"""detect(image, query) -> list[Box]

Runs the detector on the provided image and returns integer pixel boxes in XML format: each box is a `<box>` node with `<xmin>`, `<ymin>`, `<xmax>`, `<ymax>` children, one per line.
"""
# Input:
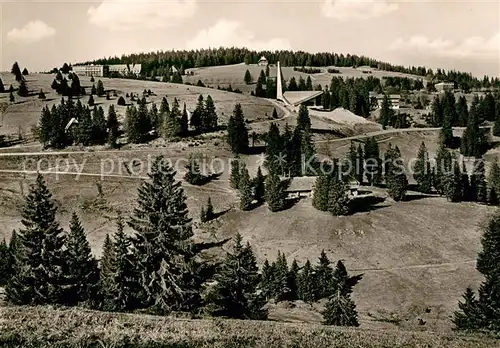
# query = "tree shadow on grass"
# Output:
<box><xmin>348</xmin><ymin>195</ymin><xmax>389</xmax><ymax>215</ymax></box>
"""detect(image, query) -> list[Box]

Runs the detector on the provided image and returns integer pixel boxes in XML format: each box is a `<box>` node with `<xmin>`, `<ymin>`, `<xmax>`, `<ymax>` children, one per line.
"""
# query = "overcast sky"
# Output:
<box><xmin>1</xmin><ymin>0</ymin><xmax>499</xmax><ymax>77</ymax></box>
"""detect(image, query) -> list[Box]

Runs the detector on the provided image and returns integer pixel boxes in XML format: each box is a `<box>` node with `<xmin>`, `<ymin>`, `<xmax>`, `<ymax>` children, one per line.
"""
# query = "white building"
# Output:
<box><xmin>258</xmin><ymin>56</ymin><xmax>268</xmax><ymax>66</ymax></box>
<box><xmin>375</xmin><ymin>94</ymin><xmax>400</xmax><ymax>110</ymax></box>
<box><xmin>108</xmin><ymin>64</ymin><xmax>142</xmax><ymax>76</ymax></box>
<box><xmin>435</xmin><ymin>82</ymin><xmax>455</xmax><ymax>93</ymax></box>
<box><xmin>72</xmin><ymin>64</ymin><xmax>105</xmax><ymax>77</ymax></box>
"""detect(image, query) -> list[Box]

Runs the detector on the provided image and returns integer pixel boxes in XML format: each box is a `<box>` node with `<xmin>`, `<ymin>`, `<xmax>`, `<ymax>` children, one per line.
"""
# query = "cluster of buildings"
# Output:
<box><xmin>72</xmin><ymin>63</ymin><xmax>142</xmax><ymax>77</ymax></box>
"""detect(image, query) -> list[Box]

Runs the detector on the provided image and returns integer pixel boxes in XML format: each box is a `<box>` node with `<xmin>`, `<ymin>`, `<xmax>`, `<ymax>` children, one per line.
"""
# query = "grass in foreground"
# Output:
<box><xmin>0</xmin><ymin>306</ymin><xmax>497</xmax><ymax>348</ymax></box>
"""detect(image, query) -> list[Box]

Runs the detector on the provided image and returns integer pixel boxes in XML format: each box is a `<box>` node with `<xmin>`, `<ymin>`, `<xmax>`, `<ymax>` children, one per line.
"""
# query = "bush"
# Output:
<box><xmin>117</xmin><ymin>96</ymin><xmax>126</xmax><ymax>106</ymax></box>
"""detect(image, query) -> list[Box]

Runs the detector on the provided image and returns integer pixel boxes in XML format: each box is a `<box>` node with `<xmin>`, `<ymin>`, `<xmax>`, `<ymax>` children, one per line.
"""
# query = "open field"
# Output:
<box><xmin>0</xmin><ymin>306</ymin><xmax>498</xmax><ymax>348</ymax></box>
<box><xmin>184</xmin><ymin>63</ymin><xmax>427</xmax><ymax>94</ymax></box>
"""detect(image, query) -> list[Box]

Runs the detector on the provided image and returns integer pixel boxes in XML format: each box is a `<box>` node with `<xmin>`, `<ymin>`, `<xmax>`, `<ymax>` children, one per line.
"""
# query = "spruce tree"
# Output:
<box><xmin>297</xmin><ymin>259</ymin><xmax>316</xmax><ymax>302</ymax></box>
<box><xmin>0</xmin><ymin>77</ymin><xmax>5</xmax><ymax>93</ymax></box>
<box><xmin>434</xmin><ymin>141</ymin><xmax>453</xmax><ymax>195</ymax></box>
<box><xmin>264</xmin><ymin>123</ymin><xmax>283</xmax><ymax>175</ymax></box>
<box><xmin>129</xmin><ymin>156</ymin><xmax>203</xmax><ymax>313</ymax></box>
<box><xmin>356</xmin><ymin>144</ymin><xmax>364</xmax><ymax>184</ymax></box>
<box><xmin>88</xmin><ymin>94</ymin><xmax>95</xmax><ymax>106</ymax></box>
<box><xmin>413</xmin><ymin>142</ymin><xmax>433</xmax><ymax>193</ymax></box>
<box><xmin>238</xmin><ymin>163</ymin><xmax>254</xmax><ymax>211</ymax></box>
<box><xmin>210</xmin><ymin>233</ymin><xmax>267</xmax><ymax>319</ymax></box>
<box><xmin>92</xmin><ymin>106</ymin><xmax>107</xmax><ymax>144</ymax></box>
<box><xmin>64</xmin><ymin>212</ymin><xmax>99</xmax><ymax>306</ymax></box>
<box><xmin>443</xmin><ymin>158</ymin><xmax>463</xmax><ymax>202</ymax></box>
<box><xmin>38</xmin><ymin>89</ymin><xmax>46</xmax><ymax>100</ymax></box>
<box><xmin>99</xmin><ymin>233</ymin><xmax>115</xmax><ymax>304</ymax></box>
<box><xmin>272</xmin><ymin>252</ymin><xmax>290</xmax><ymax>301</ymax></box>
<box><xmin>244</xmin><ymin>70</ymin><xmax>252</xmax><ymax>84</ymax></box>
<box><xmin>297</xmin><ymin>104</ymin><xmax>311</xmax><ymax>133</ymax></box>
<box><xmin>461</xmin><ymin>95</ymin><xmax>486</xmax><ymax>158</ymax></box>
<box><xmin>180</xmin><ymin>103</ymin><xmax>189</xmax><ymax>136</ymax></box>
<box><xmin>364</xmin><ymin>137</ymin><xmax>382</xmax><ymax>186</ymax></box>
<box><xmin>0</xmin><ymin>238</ymin><xmax>11</xmax><ymax>286</ymax></box>
<box><xmin>453</xmin><ymin>288</ymin><xmax>481</xmax><ymax>330</ymax></box>
<box><xmin>204</xmin><ymin>95</ymin><xmax>218</xmax><ymax>131</ymax></box>
<box><xmin>6</xmin><ymin>174</ymin><xmax>67</xmax><ymax>305</ymax></box>
<box><xmin>265</xmin><ymin>172</ymin><xmax>287</xmax><ymax>212</ymax></box>
<box><xmin>164</xmin><ymin>98</ymin><xmax>180</xmax><ymax>138</ymax></box>
<box><xmin>200</xmin><ymin>197</ymin><xmax>215</xmax><ymax>223</ymax></box>
<box><xmin>379</xmin><ymin>94</ymin><xmax>394</xmax><ymax>129</ymax></box>
<box><xmin>9</xmin><ymin>91</ymin><xmax>14</xmax><ymax>103</ymax></box>
<box><xmin>322</xmin><ymin>260</ymin><xmax>361</xmax><ymax>326</ymax></box>
<box><xmin>253</xmin><ymin>166</ymin><xmax>265</xmax><ymax>204</ymax></box>
<box><xmin>184</xmin><ymin>154</ymin><xmax>207</xmax><ymax>185</ymax></box>
<box><xmin>261</xmin><ymin>259</ymin><xmax>275</xmax><ymax>300</ymax></box>
<box><xmin>272</xmin><ymin>108</ymin><xmax>278</xmax><ymax>119</ymax></box>
<box><xmin>91</xmin><ymin>84</ymin><xmax>97</xmax><ymax>95</ymax></box>
<box><xmin>287</xmin><ymin>259</ymin><xmax>300</xmax><ymax>301</ymax></box>
<box><xmin>385</xmin><ymin>144</ymin><xmax>407</xmax><ymax>201</ymax></box>
<box><xmin>96</xmin><ymin>80</ymin><xmax>105</xmax><ymax>96</ymax></box>
<box><xmin>230</xmin><ymin>158</ymin><xmax>241</xmax><ymax>189</ymax></box>
<box><xmin>226</xmin><ymin>103</ymin><xmax>249</xmax><ymax>154</ymax></box>
<box><xmin>190</xmin><ymin>95</ymin><xmax>204</xmax><ymax>133</ymax></box>
<box><xmin>328</xmin><ymin>174</ymin><xmax>350</xmax><ymax>216</ymax></box>
<box><xmin>315</xmin><ymin>250</ymin><xmax>333</xmax><ymax>299</ymax></box>
<box><xmin>107</xmin><ymin>105</ymin><xmax>119</xmax><ymax>147</ymax></box>
<box><xmin>473</xmin><ymin>159</ymin><xmax>487</xmax><ymax>203</ymax></box>
<box><xmin>312</xmin><ymin>174</ymin><xmax>330</xmax><ymax>211</ymax></box>
<box><xmin>11</xmin><ymin>62</ymin><xmax>23</xmax><ymax>81</ymax></box>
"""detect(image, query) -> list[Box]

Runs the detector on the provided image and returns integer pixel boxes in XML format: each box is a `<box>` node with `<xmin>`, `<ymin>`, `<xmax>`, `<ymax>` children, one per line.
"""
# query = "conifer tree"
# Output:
<box><xmin>129</xmin><ymin>156</ymin><xmax>204</xmax><ymax>313</ymax></box>
<box><xmin>489</xmin><ymin>187</ymin><xmax>499</xmax><ymax>206</ymax></box>
<box><xmin>385</xmin><ymin>144</ymin><xmax>408</xmax><ymax>201</ymax></box>
<box><xmin>272</xmin><ymin>252</ymin><xmax>291</xmax><ymax>301</ymax></box>
<box><xmin>312</xmin><ymin>174</ymin><xmax>330</xmax><ymax>211</ymax></box>
<box><xmin>253</xmin><ymin>166</ymin><xmax>265</xmax><ymax>204</ymax></box>
<box><xmin>238</xmin><ymin>163</ymin><xmax>254</xmax><ymax>211</ymax></box>
<box><xmin>88</xmin><ymin>94</ymin><xmax>95</xmax><ymax>106</ymax></box>
<box><xmin>11</xmin><ymin>62</ymin><xmax>23</xmax><ymax>81</ymax></box>
<box><xmin>22</xmin><ymin>67</ymin><xmax>29</xmax><ymax>75</ymax></box>
<box><xmin>6</xmin><ymin>174</ymin><xmax>67</xmax><ymax>305</ymax></box>
<box><xmin>164</xmin><ymin>98</ymin><xmax>180</xmax><ymax>138</ymax></box>
<box><xmin>297</xmin><ymin>104</ymin><xmax>311</xmax><ymax>133</ymax></box>
<box><xmin>210</xmin><ymin>233</ymin><xmax>267</xmax><ymax>319</ymax></box>
<box><xmin>184</xmin><ymin>154</ymin><xmax>207</xmax><ymax>185</ymax></box>
<box><xmin>17</xmin><ymin>79</ymin><xmax>28</xmax><ymax>97</ymax></box>
<box><xmin>461</xmin><ymin>95</ymin><xmax>487</xmax><ymax>158</ymax></box>
<box><xmin>190</xmin><ymin>95</ymin><xmax>204</xmax><ymax>132</ymax></box>
<box><xmin>356</xmin><ymin>144</ymin><xmax>364</xmax><ymax>184</ymax></box>
<box><xmin>230</xmin><ymin>158</ymin><xmax>241</xmax><ymax>189</ymax></box>
<box><xmin>227</xmin><ymin>103</ymin><xmax>249</xmax><ymax>154</ymax></box>
<box><xmin>473</xmin><ymin>159</ymin><xmax>487</xmax><ymax>203</ymax></box>
<box><xmin>107</xmin><ymin>105</ymin><xmax>119</xmax><ymax>147</ymax></box>
<box><xmin>315</xmin><ymin>250</ymin><xmax>333</xmax><ymax>299</ymax></box>
<box><xmin>0</xmin><ymin>238</ymin><xmax>11</xmax><ymax>286</ymax></box>
<box><xmin>328</xmin><ymin>176</ymin><xmax>350</xmax><ymax>216</ymax></box>
<box><xmin>92</xmin><ymin>106</ymin><xmax>107</xmax><ymax>144</ymax></box>
<box><xmin>180</xmin><ymin>103</ymin><xmax>189</xmax><ymax>136</ymax></box>
<box><xmin>99</xmin><ymin>233</ymin><xmax>115</xmax><ymax>303</ymax></box>
<box><xmin>244</xmin><ymin>69</ymin><xmax>252</xmax><ymax>84</ymax></box>
<box><xmin>443</xmin><ymin>158</ymin><xmax>463</xmax><ymax>202</ymax></box>
<box><xmin>452</xmin><ymin>288</ymin><xmax>481</xmax><ymax>330</ymax></box>
<box><xmin>434</xmin><ymin>141</ymin><xmax>453</xmax><ymax>195</ymax></box>
<box><xmin>297</xmin><ymin>259</ymin><xmax>316</xmax><ymax>302</ymax></box>
<box><xmin>90</xmin><ymin>75</ymin><xmax>95</xmax><ymax>83</ymax></box>
<box><xmin>0</xmin><ymin>77</ymin><xmax>5</xmax><ymax>93</ymax></box>
<box><xmin>379</xmin><ymin>94</ymin><xmax>394</xmax><ymax>129</ymax></box>
<box><xmin>364</xmin><ymin>137</ymin><xmax>382</xmax><ymax>186</ymax></box>
<box><xmin>414</xmin><ymin>142</ymin><xmax>433</xmax><ymax>193</ymax></box>
<box><xmin>200</xmin><ymin>197</ymin><xmax>215</xmax><ymax>223</ymax></box>
<box><xmin>456</xmin><ymin>96</ymin><xmax>469</xmax><ymax>127</ymax></box>
<box><xmin>322</xmin><ymin>260</ymin><xmax>361</xmax><ymax>326</ymax></box>
<box><xmin>287</xmin><ymin>259</ymin><xmax>300</xmax><ymax>301</ymax></box>
<box><xmin>204</xmin><ymin>95</ymin><xmax>218</xmax><ymax>131</ymax></box>
<box><xmin>91</xmin><ymin>84</ymin><xmax>97</xmax><ymax>95</ymax></box>
<box><xmin>117</xmin><ymin>96</ymin><xmax>126</xmax><ymax>106</ymax></box>
<box><xmin>265</xmin><ymin>172</ymin><xmax>287</xmax><ymax>212</ymax></box>
<box><xmin>264</xmin><ymin>123</ymin><xmax>282</xmax><ymax>175</ymax></box>
<box><xmin>38</xmin><ymin>89</ymin><xmax>46</xmax><ymax>100</ymax></box>
<box><xmin>64</xmin><ymin>212</ymin><xmax>99</xmax><ymax>306</ymax></box>
<box><xmin>78</xmin><ymin>107</ymin><xmax>94</xmax><ymax>145</ymax></box>
<box><xmin>261</xmin><ymin>259</ymin><xmax>274</xmax><ymax>300</ymax></box>
<box><xmin>96</xmin><ymin>80</ymin><xmax>105</xmax><ymax>96</ymax></box>
<box><xmin>272</xmin><ymin>108</ymin><xmax>278</xmax><ymax>119</ymax></box>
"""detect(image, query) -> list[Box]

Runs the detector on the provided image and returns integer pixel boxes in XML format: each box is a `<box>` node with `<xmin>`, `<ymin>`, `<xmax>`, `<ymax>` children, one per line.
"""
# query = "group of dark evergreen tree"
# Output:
<box><xmin>453</xmin><ymin>211</ymin><xmax>500</xmax><ymax>332</ymax></box>
<box><xmin>51</xmin><ymin>71</ymin><xmax>85</xmax><ymax>97</ymax></box>
<box><xmin>4</xmin><ymin>62</ymin><xmax>31</xmax><ymax>102</ymax></box>
<box><xmin>37</xmin><ymin>98</ymin><xmax>119</xmax><ymax>148</ymax></box>
<box><xmin>379</xmin><ymin>94</ymin><xmax>410</xmax><ymax>129</ymax></box>
<box><xmin>261</xmin><ymin>250</ymin><xmax>362</xmax><ymax>326</ymax></box>
<box><xmin>80</xmin><ymin>48</ymin><xmax>499</xmax><ymax>91</ymax></box>
<box><xmin>1</xmin><ymin>161</ymin><xmax>360</xmax><ymax>327</ymax></box>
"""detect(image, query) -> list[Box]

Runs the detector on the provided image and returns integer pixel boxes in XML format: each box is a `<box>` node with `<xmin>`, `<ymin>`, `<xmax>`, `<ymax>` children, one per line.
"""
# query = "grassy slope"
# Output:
<box><xmin>0</xmin><ymin>306</ymin><xmax>497</xmax><ymax>348</ymax></box>
<box><xmin>0</xmin><ymin>72</ymin><xmax>282</xmax><ymax>136</ymax></box>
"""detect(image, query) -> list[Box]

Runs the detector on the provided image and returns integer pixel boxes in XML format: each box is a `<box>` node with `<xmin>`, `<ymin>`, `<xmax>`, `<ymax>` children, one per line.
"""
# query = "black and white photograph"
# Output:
<box><xmin>0</xmin><ymin>0</ymin><xmax>499</xmax><ymax>347</ymax></box>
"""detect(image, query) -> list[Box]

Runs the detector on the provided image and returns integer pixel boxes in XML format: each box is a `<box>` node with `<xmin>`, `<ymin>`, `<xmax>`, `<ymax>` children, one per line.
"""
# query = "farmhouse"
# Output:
<box><xmin>284</xmin><ymin>176</ymin><xmax>360</xmax><ymax>199</ymax></box>
<box><xmin>435</xmin><ymin>82</ymin><xmax>455</xmax><ymax>93</ymax></box>
<box><xmin>258</xmin><ymin>56</ymin><xmax>268</xmax><ymax>66</ymax></box>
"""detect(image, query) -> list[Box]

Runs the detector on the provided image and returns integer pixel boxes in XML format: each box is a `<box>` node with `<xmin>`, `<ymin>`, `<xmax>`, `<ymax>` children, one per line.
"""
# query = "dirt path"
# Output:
<box><xmin>351</xmin><ymin>259</ymin><xmax>476</xmax><ymax>273</ymax></box>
